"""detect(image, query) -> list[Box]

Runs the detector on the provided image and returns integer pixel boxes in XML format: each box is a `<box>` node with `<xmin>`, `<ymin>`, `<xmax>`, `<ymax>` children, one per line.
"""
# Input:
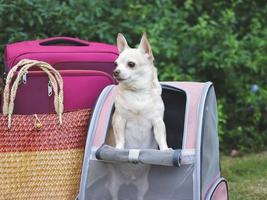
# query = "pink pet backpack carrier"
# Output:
<box><xmin>77</xmin><ymin>82</ymin><xmax>229</xmax><ymax>200</ymax></box>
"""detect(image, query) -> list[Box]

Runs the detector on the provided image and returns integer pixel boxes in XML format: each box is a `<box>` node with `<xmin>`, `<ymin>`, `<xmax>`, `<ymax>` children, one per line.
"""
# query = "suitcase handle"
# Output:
<box><xmin>39</xmin><ymin>37</ymin><xmax>89</xmax><ymax>46</ymax></box>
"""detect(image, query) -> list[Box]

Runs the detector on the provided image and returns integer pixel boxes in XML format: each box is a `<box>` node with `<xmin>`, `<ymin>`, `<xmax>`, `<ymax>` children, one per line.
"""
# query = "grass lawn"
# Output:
<box><xmin>221</xmin><ymin>151</ymin><xmax>267</xmax><ymax>200</ymax></box>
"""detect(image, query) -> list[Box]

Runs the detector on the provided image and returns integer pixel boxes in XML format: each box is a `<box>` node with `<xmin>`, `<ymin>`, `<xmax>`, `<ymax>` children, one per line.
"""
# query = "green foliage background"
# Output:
<box><xmin>0</xmin><ymin>0</ymin><xmax>266</xmax><ymax>153</ymax></box>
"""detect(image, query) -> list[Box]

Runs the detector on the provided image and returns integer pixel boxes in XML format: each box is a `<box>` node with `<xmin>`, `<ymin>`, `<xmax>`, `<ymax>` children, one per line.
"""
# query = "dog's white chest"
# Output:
<box><xmin>124</xmin><ymin>117</ymin><xmax>156</xmax><ymax>149</ymax></box>
<box><xmin>115</xmin><ymin>91</ymin><xmax>161</xmax><ymax>149</ymax></box>
<box><xmin>116</xmin><ymin>90</ymin><xmax>162</xmax><ymax>115</ymax></box>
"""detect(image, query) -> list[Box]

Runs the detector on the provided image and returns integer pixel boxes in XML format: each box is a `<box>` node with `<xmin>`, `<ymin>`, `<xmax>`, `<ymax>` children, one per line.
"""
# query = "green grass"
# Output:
<box><xmin>221</xmin><ymin>151</ymin><xmax>267</xmax><ymax>200</ymax></box>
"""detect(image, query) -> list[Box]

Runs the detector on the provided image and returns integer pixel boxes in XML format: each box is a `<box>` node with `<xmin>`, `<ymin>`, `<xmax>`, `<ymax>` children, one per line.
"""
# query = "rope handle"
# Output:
<box><xmin>2</xmin><ymin>59</ymin><xmax>64</xmax><ymax>128</ymax></box>
<box><xmin>3</xmin><ymin>61</ymin><xmax>60</xmax><ymax>114</ymax></box>
<box><xmin>4</xmin><ymin>59</ymin><xmax>64</xmax><ymax>128</ymax></box>
<box><xmin>9</xmin><ymin>63</ymin><xmax>63</xmax><ymax>127</ymax></box>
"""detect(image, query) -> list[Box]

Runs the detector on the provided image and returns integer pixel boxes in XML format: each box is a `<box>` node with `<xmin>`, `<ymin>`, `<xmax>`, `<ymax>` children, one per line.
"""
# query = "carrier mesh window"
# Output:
<box><xmin>201</xmin><ymin>87</ymin><xmax>220</xmax><ymax>198</ymax></box>
<box><xmin>161</xmin><ymin>86</ymin><xmax>186</xmax><ymax>149</ymax></box>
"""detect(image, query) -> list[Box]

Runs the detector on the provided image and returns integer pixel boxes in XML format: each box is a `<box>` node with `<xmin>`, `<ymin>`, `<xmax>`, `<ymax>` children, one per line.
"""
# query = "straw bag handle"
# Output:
<box><xmin>2</xmin><ymin>59</ymin><xmax>64</xmax><ymax>128</ymax></box>
<box><xmin>3</xmin><ymin>59</ymin><xmax>62</xmax><ymax>113</ymax></box>
<box><xmin>3</xmin><ymin>59</ymin><xmax>64</xmax><ymax>128</ymax></box>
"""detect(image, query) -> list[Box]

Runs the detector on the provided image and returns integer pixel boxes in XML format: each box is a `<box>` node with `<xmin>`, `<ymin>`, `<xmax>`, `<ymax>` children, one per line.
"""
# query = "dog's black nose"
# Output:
<box><xmin>113</xmin><ymin>69</ymin><xmax>120</xmax><ymax>77</ymax></box>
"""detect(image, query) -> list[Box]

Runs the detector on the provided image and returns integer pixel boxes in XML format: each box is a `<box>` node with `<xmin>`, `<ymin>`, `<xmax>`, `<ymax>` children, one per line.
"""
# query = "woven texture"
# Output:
<box><xmin>0</xmin><ymin>109</ymin><xmax>91</xmax><ymax>200</ymax></box>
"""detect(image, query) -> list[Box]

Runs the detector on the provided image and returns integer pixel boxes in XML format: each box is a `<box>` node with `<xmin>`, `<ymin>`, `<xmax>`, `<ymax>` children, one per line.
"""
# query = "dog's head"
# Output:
<box><xmin>113</xmin><ymin>33</ymin><xmax>156</xmax><ymax>90</ymax></box>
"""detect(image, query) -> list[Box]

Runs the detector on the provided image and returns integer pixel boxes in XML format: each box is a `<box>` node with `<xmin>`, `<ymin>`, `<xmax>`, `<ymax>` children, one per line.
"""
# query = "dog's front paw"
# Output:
<box><xmin>115</xmin><ymin>143</ymin><xmax>124</xmax><ymax>149</ymax></box>
<box><xmin>159</xmin><ymin>144</ymin><xmax>170</xmax><ymax>150</ymax></box>
<box><xmin>159</xmin><ymin>145</ymin><xmax>172</xmax><ymax>151</ymax></box>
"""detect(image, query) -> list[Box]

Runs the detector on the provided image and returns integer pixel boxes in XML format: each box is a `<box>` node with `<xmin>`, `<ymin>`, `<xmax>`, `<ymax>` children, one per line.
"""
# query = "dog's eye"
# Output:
<box><xmin>128</xmin><ymin>61</ymin><xmax>135</xmax><ymax>68</ymax></box>
<box><xmin>114</xmin><ymin>62</ymin><xmax>118</xmax><ymax>67</ymax></box>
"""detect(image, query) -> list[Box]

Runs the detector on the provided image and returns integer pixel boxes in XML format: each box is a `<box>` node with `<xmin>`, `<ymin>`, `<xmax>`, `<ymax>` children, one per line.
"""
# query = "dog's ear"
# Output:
<box><xmin>138</xmin><ymin>32</ymin><xmax>154</xmax><ymax>61</ymax></box>
<box><xmin>117</xmin><ymin>33</ymin><xmax>129</xmax><ymax>53</ymax></box>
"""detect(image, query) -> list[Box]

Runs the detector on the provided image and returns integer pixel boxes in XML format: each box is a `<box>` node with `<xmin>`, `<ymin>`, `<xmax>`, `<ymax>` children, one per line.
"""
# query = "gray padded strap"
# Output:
<box><xmin>95</xmin><ymin>145</ymin><xmax>186</xmax><ymax>167</ymax></box>
<box><xmin>128</xmin><ymin>149</ymin><xmax>140</xmax><ymax>163</ymax></box>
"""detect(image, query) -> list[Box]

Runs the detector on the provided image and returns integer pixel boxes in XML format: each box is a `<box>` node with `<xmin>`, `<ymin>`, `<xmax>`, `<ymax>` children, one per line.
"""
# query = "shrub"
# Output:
<box><xmin>0</xmin><ymin>0</ymin><xmax>266</xmax><ymax>153</ymax></box>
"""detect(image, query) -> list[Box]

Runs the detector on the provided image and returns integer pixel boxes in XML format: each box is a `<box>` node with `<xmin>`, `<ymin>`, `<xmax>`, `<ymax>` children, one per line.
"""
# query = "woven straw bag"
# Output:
<box><xmin>0</xmin><ymin>59</ymin><xmax>91</xmax><ymax>200</ymax></box>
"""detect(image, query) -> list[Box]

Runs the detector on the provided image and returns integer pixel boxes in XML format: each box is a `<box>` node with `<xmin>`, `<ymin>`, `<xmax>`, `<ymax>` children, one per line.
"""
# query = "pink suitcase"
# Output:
<box><xmin>2</xmin><ymin>37</ymin><xmax>118</xmax><ymax>114</ymax></box>
<box><xmin>11</xmin><ymin>70</ymin><xmax>114</xmax><ymax>114</ymax></box>
<box><xmin>4</xmin><ymin>37</ymin><xmax>118</xmax><ymax>76</ymax></box>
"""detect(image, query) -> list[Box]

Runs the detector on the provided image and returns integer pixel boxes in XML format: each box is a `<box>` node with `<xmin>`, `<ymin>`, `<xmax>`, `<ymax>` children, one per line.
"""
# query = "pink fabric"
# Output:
<box><xmin>203</xmin><ymin>174</ymin><xmax>221</xmax><ymax>199</ymax></box>
<box><xmin>8</xmin><ymin>70</ymin><xmax>114</xmax><ymax>114</ymax></box>
<box><xmin>4</xmin><ymin>37</ymin><xmax>118</xmax><ymax>75</ymax></box>
<box><xmin>93</xmin><ymin>86</ymin><xmax>117</xmax><ymax>147</ymax></box>
<box><xmin>163</xmin><ymin>82</ymin><xmax>205</xmax><ymax>149</ymax></box>
<box><xmin>211</xmin><ymin>181</ymin><xmax>228</xmax><ymax>200</ymax></box>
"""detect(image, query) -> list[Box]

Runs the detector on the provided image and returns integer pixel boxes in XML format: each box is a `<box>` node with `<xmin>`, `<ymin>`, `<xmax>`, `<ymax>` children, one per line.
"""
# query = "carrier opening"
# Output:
<box><xmin>103</xmin><ymin>85</ymin><xmax>187</xmax><ymax>150</ymax></box>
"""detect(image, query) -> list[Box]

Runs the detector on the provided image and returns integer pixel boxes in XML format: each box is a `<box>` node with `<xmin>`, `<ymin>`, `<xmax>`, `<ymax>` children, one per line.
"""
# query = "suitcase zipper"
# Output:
<box><xmin>22</xmin><ymin>73</ymin><xmax>27</xmax><ymax>84</ymax></box>
<box><xmin>48</xmin><ymin>81</ymin><xmax>52</xmax><ymax>96</ymax></box>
